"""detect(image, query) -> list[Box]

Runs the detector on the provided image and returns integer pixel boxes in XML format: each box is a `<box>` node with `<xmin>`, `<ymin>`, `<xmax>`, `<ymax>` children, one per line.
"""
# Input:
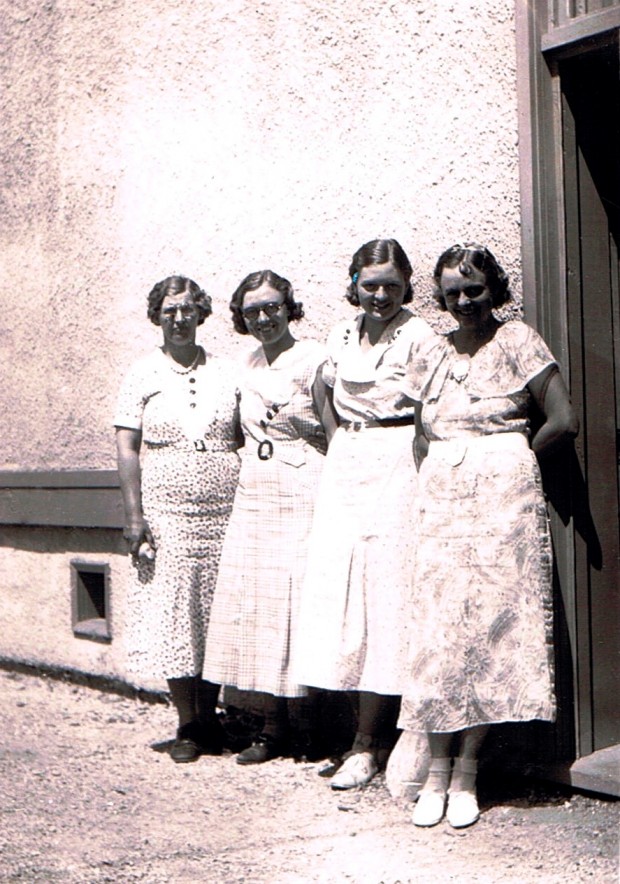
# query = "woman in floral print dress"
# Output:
<box><xmin>399</xmin><ymin>244</ymin><xmax>578</xmax><ymax>829</ymax></box>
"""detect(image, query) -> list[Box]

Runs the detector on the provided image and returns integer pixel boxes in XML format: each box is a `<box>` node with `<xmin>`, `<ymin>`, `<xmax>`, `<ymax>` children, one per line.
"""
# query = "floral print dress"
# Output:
<box><xmin>398</xmin><ymin>321</ymin><xmax>557</xmax><ymax>732</ymax></box>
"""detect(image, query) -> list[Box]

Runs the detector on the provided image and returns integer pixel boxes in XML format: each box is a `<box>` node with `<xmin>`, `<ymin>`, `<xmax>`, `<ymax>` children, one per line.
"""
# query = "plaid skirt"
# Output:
<box><xmin>202</xmin><ymin>440</ymin><xmax>324</xmax><ymax>697</ymax></box>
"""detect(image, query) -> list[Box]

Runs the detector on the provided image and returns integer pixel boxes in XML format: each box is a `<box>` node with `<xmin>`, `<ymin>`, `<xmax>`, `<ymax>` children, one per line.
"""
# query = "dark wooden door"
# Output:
<box><xmin>561</xmin><ymin>38</ymin><xmax>620</xmax><ymax>754</ymax></box>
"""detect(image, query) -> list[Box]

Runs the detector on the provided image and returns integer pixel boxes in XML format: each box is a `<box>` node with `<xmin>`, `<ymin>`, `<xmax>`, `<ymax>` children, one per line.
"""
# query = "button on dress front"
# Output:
<box><xmin>114</xmin><ymin>347</ymin><xmax>241</xmax><ymax>682</ymax></box>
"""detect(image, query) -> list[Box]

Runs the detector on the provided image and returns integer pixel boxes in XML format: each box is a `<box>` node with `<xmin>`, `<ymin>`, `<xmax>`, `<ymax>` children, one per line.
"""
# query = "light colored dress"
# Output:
<box><xmin>398</xmin><ymin>320</ymin><xmax>557</xmax><ymax>733</ymax></box>
<box><xmin>114</xmin><ymin>347</ymin><xmax>240</xmax><ymax>682</ymax></box>
<box><xmin>294</xmin><ymin>309</ymin><xmax>436</xmax><ymax>695</ymax></box>
<box><xmin>202</xmin><ymin>339</ymin><xmax>327</xmax><ymax>698</ymax></box>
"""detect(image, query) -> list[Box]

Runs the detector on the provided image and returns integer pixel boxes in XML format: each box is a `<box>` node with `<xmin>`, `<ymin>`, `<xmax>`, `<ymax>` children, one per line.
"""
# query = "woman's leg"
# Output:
<box><xmin>236</xmin><ymin>694</ymin><xmax>288</xmax><ymax>765</ymax></box>
<box><xmin>446</xmin><ymin>724</ymin><xmax>490</xmax><ymax>828</ymax></box>
<box><xmin>330</xmin><ymin>691</ymin><xmax>399</xmax><ymax>790</ymax></box>
<box><xmin>167</xmin><ymin>675</ymin><xmax>198</xmax><ymax>728</ymax></box>
<box><xmin>167</xmin><ymin>675</ymin><xmax>201</xmax><ymax>763</ymax></box>
<box><xmin>412</xmin><ymin>731</ymin><xmax>455</xmax><ymax>827</ymax></box>
<box><xmin>287</xmin><ymin>691</ymin><xmax>323</xmax><ymax>761</ymax></box>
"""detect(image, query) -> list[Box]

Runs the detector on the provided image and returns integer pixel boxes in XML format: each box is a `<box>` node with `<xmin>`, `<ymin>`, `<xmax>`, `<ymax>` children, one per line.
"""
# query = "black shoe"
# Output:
<box><xmin>235</xmin><ymin>734</ymin><xmax>284</xmax><ymax>765</ymax></box>
<box><xmin>170</xmin><ymin>721</ymin><xmax>203</xmax><ymax>763</ymax></box>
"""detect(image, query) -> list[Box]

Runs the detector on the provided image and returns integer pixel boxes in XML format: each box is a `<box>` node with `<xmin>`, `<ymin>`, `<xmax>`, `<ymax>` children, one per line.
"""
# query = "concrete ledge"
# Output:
<box><xmin>0</xmin><ymin>470</ymin><xmax>124</xmax><ymax>528</ymax></box>
<box><xmin>569</xmin><ymin>745</ymin><xmax>620</xmax><ymax>798</ymax></box>
<box><xmin>544</xmin><ymin>745</ymin><xmax>620</xmax><ymax>798</ymax></box>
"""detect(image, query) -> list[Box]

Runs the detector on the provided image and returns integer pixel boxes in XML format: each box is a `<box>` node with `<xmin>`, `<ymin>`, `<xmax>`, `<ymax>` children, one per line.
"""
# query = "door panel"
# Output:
<box><xmin>561</xmin><ymin>40</ymin><xmax>620</xmax><ymax>752</ymax></box>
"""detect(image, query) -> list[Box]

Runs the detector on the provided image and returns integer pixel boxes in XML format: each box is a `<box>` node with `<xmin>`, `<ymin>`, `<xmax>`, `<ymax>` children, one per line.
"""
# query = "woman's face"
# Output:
<box><xmin>159</xmin><ymin>292</ymin><xmax>199</xmax><ymax>347</ymax></box>
<box><xmin>356</xmin><ymin>261</ymin><xmax>407</xmax><ymax>323</ymax></box>
<box><xmin>440</xmin><ymin>264</ymin><xmax>494</xmax><ymax>327</ymax></box>
<box><xmin>241</xmin><ymin>283</ymin><xmax>289</xmax><ymax>346</ymax></box>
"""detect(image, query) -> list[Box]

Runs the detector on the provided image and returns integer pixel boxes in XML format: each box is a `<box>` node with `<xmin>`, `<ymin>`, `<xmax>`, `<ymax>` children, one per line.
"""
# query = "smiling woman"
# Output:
<box><xmin>202</xmin><ymin>269</ymin><xmax>332</xmax><ymax>764</ymax></box>
<box><xmin>115</xmin><ymin>275</ymin><xmax>241</xmax><ymax>763</ymax></box>
<box><xmin>398</xmin><ymin>244</ymin><xmax>579</xmax><ymax>829</ymax></box>
<box><xmin>293</xmin><ymin>238</ymin><xmax>437</xmax><ymax>791</ymax></box>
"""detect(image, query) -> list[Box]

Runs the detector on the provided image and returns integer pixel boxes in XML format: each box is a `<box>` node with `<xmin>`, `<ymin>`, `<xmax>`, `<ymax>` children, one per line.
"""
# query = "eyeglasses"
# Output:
<box><xmin>160</xmin><ymin>304</ymin><xmax>197</xmax><ymax>319</ymax></box>
<box><xmin>241</xmin><ymin>302</ymin><xmax>284</xmax><ymax>322</ymax></box>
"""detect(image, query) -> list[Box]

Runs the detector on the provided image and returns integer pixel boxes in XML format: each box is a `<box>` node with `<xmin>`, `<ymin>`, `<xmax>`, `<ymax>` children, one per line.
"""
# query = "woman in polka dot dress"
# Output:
<box><xmin>115</xmin><ymin>275</ymin><xmax>241</xmax><ymax>763</ymax></box>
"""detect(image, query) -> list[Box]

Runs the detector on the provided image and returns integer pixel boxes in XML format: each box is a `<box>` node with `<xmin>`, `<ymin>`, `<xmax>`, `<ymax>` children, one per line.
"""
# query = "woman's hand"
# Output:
<box><xmin>528</xmin><ymin>366</ymin><xmax>579</xmax><ymax>457</ymax></box>
<box><xmin>116</xmin><ymin>427</ymin><xmax>156</xmax><ymax>558</ymax></box>
<box><xmin>123</xmin><ymin>517</ymin><xmax>156</xmax><ymax>559</ymax></box>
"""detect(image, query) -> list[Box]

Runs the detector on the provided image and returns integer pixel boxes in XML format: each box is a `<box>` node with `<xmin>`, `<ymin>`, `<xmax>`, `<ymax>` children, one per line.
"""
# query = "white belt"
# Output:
<box><xmin>427</xmin><ymin>432</ymin><xmax>529</xmax><ymax>466</ymax></box>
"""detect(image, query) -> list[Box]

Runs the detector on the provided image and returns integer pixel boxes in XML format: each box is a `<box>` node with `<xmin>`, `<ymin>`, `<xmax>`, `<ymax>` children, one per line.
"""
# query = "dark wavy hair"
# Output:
<box><xmin>229</xmin><ymin>269</ymin><xmax>304</xmax><ymax>335</ymax></box>
<box><xmin>147</xmin><ymin>276</ymin><xmax>212</xmax><ymax>326</ymax></box>
<box><xmin>432</xmin><ymin>243</ymin><xmax>511</xmax><ymax>310</ymax></box>
<box><xmin>346</xmin><ymin>238</ymin><xmax>414</xmax><ymax>306</ymax></box>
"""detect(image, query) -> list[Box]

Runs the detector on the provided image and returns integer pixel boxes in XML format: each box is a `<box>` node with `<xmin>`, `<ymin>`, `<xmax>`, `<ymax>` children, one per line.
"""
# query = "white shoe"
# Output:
<box><xmin>446</xmin><ymin>790</ymin><xmax>480</xmax><ymax>828</ymax></box>
<box><xmin>412</xmin><ymin>790</ymin><xmax>447</xmax><ymax>827</ymax></box>
<box><xmin>330</xmin><ymin>751</ymin><xmax>378</xmax><ymax>790</ymax></box>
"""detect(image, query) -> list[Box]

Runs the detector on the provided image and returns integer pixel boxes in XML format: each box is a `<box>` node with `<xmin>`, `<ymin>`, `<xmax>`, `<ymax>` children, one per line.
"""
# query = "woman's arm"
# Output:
<box><xmin>115</xmin><ymin>427</ymin><xmax>154</xmax><ymax>556</ymax></box>
<box><xmin>412</xmin><ymin>400</ymin><xmax>429</xmax><ymax>470</ymax></box>
<box><xmin>312</xmin><ymin>373</ymin><xmax>339</xmax><ymax>446</ymax></box>
<box><xmin>528</xmin><ymin>366</ymin><xmax>579</xmax><ymax>458</ymax></box>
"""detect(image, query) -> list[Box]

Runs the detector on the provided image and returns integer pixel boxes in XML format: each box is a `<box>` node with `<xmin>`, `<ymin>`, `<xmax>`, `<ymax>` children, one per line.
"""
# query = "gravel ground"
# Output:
<box><xmin>0</xmin><ymin>669</ymin><xmax>618</xmax><ymax>884</ymax></box>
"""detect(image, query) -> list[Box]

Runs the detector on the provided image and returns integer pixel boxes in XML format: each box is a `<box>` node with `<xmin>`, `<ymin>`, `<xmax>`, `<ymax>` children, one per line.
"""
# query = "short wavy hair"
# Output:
<box><xmin>432</xmin><ymin>243</ymin><xmax>511</xmax><ymax>310</ymax></box>
<box><xmin>346</xmin><ymin>238</ymin><xmax>414</xmax><ymax>306</ymax></box>
<box><xmin>229</xmin><ymin>269</ymin><xmax>304</xmax><ymax>335</ymax></box>
<box><xmin>147</xmin><ymin>276</ymin><xmax>212</xmax><ymax>326</ymax></box>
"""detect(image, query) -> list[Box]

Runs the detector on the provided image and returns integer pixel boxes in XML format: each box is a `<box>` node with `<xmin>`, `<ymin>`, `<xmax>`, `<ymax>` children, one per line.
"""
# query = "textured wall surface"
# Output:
<box><xmin>0</xmin><ymin>527</ymin><xmax>139</xmax><ymax>682</ymax></box>
<box><xmin>1</xmin><ymin>1</ymin><xmax>522</xmax><ymax>681</ymax></box>
<box><xmin>1</xmin><ymin>0</ymin><xmax>522</xmax><ymax>471</ymax></box>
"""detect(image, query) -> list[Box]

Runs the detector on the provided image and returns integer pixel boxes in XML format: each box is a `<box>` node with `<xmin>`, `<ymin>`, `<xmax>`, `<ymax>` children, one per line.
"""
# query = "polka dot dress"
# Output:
<box><xmin>115</xmin><ymin>347</ymin><xmax>241</xmax><ymax>682</ymax></box>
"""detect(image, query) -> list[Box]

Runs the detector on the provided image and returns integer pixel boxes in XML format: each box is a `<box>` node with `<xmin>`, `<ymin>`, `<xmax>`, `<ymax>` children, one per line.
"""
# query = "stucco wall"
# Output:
<box><xmin>0</xmin><ymin>526</ymin><xmax>136</xmax><ymax>681</ymax></box>
<box><xmin>0</xmin><ymin>0</ymin><xmax>522</xmax><ymax>683</ymax></box>
<box><xmin>1</xmin><ymin>0</ymin><xmax>521</xmax><ymax>471</ymax></box>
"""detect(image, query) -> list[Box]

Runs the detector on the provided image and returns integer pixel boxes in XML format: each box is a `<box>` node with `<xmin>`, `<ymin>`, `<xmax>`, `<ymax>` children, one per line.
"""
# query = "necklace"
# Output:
<box><xmin>165</xmin><ymin>346</ymin><xmax>203</xmax><ymax>374</ymax></box>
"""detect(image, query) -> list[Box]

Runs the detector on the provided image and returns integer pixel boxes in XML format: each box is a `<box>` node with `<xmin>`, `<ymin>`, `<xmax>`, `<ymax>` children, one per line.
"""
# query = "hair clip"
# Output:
<box><xmin>352</xmin><ymin>272</ymin><xmax>359</xmax><ymax>283</ymax></box>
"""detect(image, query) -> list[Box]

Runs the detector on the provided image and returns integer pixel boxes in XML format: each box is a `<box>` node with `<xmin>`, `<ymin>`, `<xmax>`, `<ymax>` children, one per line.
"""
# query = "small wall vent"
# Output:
<box><xmin>70</xmin><ymin>561</ymin><xmax>111</xmax><ymax>643</ymax></box>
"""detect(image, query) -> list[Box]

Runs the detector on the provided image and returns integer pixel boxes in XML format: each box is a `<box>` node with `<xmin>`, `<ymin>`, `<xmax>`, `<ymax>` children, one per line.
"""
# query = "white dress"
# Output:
<box><xmin>294</xmin><ymin>309</ymin><xmax>436</xmax><ymax>694</ymax></box>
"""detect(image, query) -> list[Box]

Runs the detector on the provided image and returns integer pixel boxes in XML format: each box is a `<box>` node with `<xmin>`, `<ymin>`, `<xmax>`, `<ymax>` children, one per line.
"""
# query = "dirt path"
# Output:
<box><xmin>0</xmin><ymin>670</ymin><xmax>617</xmax><ymax>883</ymax></box>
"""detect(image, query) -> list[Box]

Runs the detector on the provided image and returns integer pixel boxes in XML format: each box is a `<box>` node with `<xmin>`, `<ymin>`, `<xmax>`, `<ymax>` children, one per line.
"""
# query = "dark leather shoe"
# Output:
<box><xmin>170</xmin><ymin>721</ymin><xmax>202</xmax><ymax>763</ymax></box>
<box><xmin>235</xmin><ymin>734</ymin><xmax>283</xmax><ymax>765</ymax></box>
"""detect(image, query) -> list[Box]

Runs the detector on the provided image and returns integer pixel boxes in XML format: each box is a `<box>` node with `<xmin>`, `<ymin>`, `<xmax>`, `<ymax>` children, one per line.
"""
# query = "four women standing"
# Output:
<box><xmin>117</xmin><ymin>243</ymin><xmax>577</xmax><ymax>825</ymax></box>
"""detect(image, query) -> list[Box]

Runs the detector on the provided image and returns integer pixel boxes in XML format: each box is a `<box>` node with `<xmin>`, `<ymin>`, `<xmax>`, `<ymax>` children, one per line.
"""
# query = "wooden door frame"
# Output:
<box><xmin>515</xmin><ymin>0</ymin><xmax>620</xmax><ymax>792</ymax></box>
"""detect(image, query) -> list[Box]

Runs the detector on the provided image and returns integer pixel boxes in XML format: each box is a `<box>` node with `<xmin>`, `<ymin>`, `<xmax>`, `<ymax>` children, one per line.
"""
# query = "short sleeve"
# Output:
<box><xmin>401</xmin><ymin>332</ymin><xmax>446</xmax><ymax>402</ymax></box>
<box><xmin>504</xmin><ymin>322</ymin><xmax>557</xmax><ymax>388</ymax></box>
<box><xmin>114</xmin><ymin>363</ymin><xmax>146</xmax><ymax>430</ymax></box>
<box><xmin>322</xmin><ymin>321</ymin><xmax>351</xmax><ymax>388</ymax></box>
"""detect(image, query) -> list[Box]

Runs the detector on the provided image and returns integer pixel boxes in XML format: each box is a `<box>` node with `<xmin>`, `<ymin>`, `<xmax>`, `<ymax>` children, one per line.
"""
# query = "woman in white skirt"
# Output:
<box><xmin>294</xmin><ymin>239</ymin><xmax>436</xmax><ymax>789</ymax></box>
<box><xmin>202</xmin><ymin>270</ymin><xmax>333</xmax><ymax>763</ymax></box>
